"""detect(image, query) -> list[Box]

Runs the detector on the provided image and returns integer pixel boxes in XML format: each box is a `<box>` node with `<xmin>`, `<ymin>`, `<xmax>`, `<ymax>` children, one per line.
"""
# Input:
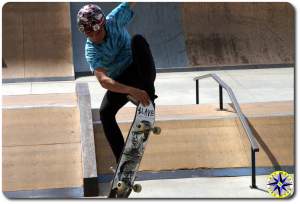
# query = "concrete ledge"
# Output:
<box><xmin>93</xmin><ymin>101</ymin><xmax>294</xmax><ymax>174</ymax></box>
<box><xmin>76</xmin><ymin>83</ymin><xmax>99</xmax><ymax>197</ymax></box>
<box><xmin>2</xmin><ymin>93</ymin><xmax>83</xmax><ymax>197</ymax></box>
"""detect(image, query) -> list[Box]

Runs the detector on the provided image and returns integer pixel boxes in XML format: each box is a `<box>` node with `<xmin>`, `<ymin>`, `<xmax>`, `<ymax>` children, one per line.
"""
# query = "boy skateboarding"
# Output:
<box><xmin>77</xmin><ymin>2</ymin><xmax>157</xmax><ymax>164</ymax></box>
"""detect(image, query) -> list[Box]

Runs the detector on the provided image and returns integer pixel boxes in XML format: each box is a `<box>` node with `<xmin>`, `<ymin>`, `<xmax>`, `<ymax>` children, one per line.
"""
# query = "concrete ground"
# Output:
<box><xmin>97</xmin><ymin>173</ymin><xmax>294</xmax><ymax>198</ymax></box>
<box><xmin>130</xmin><ymin>175</ymin><xmax>274</xmax><ymax>198</ymax></box>
<box><xmin>77</xmin><ymin>67</ymin><xmax>294</xmax><ymax>109</ymax></box>
<box><xmin>2</xmin><ymin>67</ymin><xmax>295</xmax><ymax>199</ymax></box>
<box><xmin>3</xmin><ymin>67</ymin><xmax>294</xmax><ymax>107</ymax></box>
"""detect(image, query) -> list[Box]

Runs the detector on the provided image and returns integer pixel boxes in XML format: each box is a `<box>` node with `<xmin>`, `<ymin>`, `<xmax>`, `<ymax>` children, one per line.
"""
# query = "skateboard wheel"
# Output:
<box><xmin>137</xmin><ymin>123</ymin><xmax>145</xmax><ymax>131</ymax></box>
<box><xmin>117</xmin><ymin>181</ymin><xmax>126</xmax><ymax>192</ymax></box>
<box><xmin>133</xmin><ymin>184</ymin><xmax>142</xmax><ymax>193</ymax></box>
<box><xmin>153</xmin><ymin>127</ymin><xmax>161</xmax><ymax>134</ymax></box>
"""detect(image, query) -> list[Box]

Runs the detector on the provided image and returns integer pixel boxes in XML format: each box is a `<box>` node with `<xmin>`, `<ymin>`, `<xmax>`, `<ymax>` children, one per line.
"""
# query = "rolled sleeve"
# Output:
<box><xmin>107</xmin><ymin>2</ymin><xmax>134</xmax><ymax>27</ymax></box>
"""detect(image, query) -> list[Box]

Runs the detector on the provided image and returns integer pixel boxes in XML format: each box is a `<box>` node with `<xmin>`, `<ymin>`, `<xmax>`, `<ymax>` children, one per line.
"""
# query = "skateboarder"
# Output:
<box><xmin>77</xmin><ymin>2</ymin><xmax>157</xmax><ymax>163</ymax></box>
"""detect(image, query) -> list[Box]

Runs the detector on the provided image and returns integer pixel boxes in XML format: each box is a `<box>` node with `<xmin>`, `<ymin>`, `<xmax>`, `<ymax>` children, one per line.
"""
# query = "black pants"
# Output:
<box><xmin>99</xmin><ymin>35</ymin><xmax>156</xmax><ymax>163</ymax></box>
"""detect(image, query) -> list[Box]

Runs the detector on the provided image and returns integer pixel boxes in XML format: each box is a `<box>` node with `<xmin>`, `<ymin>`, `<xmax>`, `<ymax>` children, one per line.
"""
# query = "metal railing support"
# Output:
<box><xmin>219</xmin><ymin>85</ymin><xmax>223</xmax><ymax>110</ymax></box>
<box><xmin>194</xmin><ymin>73</ymin><xmax>259</xmax><ymax>188</ymax></box>
<box><xmin>251</xmin><ymin>148</ymin><xmax>257</xmax><ymax>188</ymax></box>
<box><xmin>196</xmin><ymin>80</ymin><xmax>199</xmax><ymax>104</ymax></box>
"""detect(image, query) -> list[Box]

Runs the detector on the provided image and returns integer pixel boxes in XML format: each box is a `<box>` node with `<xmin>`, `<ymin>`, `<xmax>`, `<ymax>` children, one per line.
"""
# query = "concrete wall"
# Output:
<box><xmin>70</xmin><ymin>2</ymin><xmax>188</xmax><ymax>73</ymax></box>
<box><xmin>2</xmin><ymin>2</ymin><xmax>294</xmax><ymax>79</ymax></box>
<box><xmin>70</xmin><ymin>2</ymin><xmax>294</xmax><ymax>75</ymax></box>
<box><xmin>181</xmin><ymin>3</ymin><xmax>294</xmax><ymax>67</ymax></box>
<box><xmin>2</xmin><ymin>3</ymin><xmax>74</xmax><ymax>81</ymax></box>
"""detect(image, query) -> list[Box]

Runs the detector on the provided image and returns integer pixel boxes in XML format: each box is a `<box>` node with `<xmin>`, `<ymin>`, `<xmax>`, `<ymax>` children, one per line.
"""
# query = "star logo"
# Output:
<box><xmin>267</xmin><ymin>171</ymin><xmax>293</xmax><ymax>198</ymax></box>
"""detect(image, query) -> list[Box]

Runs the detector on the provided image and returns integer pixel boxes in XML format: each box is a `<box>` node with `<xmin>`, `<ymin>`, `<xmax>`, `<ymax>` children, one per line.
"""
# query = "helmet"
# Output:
<box><xmin>77</xmin><ymin>4</ymin><xmax>106</xmax><ymax>34</ymax></box>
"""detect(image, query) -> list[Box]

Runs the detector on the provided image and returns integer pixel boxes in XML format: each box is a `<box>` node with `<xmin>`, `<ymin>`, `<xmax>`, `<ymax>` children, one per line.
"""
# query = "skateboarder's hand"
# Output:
<box><xmin>129</xmin><ymin>88</ymin><xmax>150</xmax><ymax>106</ymax></box>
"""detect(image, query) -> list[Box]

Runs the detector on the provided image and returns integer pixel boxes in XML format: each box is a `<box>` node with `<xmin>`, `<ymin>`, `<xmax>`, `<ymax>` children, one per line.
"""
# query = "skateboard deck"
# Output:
<box><xmin>108</xmin><ymin>99</ymin><xmax>160</xmax><ymax>198</ymax></box>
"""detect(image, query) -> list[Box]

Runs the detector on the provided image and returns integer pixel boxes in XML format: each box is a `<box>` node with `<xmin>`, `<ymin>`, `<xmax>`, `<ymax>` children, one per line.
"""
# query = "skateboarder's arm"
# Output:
<box><xmin>94</xmin><ymin>68</ymin><xmax>150</xmax><ymax>106</ymax></box>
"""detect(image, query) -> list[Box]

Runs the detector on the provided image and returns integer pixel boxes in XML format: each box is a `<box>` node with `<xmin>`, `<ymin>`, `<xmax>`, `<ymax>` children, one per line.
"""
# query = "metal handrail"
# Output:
<box><xmin>194</xmin><ymin>73</ymin><xmax>259</xmax><ymax>188</ymax></box>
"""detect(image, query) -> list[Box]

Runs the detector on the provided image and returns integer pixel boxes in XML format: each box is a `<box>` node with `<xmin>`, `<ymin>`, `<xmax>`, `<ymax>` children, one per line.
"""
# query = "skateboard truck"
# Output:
<box><xmin>136</xmin><ymin>122</ymin><xmax>161</xmax><ymax>135</ymax></box>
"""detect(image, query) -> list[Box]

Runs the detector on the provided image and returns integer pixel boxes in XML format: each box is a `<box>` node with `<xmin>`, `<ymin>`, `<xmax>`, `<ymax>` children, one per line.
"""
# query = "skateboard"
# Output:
<box><xmin>108</xmin><ymin>97</ymin><xmax>161</xmax><ymax>198</ymax></box>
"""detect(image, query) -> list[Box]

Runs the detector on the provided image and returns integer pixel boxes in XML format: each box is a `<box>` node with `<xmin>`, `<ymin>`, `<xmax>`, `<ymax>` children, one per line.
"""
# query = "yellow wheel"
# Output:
<box><xmin>137</xmin><ymin>123</ymin><xmax>145</xmax><ymax>131</ymax></box>
<box><xmin>153</xmin><ymin>127</ymin><xmax>161</xmax><ymax>134</ymax></box>
<box><xmin>117</xmin><ymin>181</ymin><xmax>126</xmax><ymax>193</ymax></box>
<box><xmin>133</xmin><ymin>184</ymin><xmax>142</xmax><ymax>193</ymax></box>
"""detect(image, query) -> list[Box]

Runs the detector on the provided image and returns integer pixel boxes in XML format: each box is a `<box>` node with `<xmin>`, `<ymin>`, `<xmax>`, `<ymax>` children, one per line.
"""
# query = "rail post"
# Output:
<box><xmin>219</xmin><ymin>85</ymin><xmax>223</xmax><ymax>110</ymax></box>
<box><xmin>196</xmin><ymin>80</ymin><xmax>199</xmax><ymax>104</ymax></box>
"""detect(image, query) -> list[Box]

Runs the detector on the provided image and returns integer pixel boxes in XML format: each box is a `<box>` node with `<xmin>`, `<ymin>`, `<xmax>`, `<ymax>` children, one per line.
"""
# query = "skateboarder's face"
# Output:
<box><xmin>85</xmin><ymin>26</ymin><xmax>106</xmax><ymax>44</ymax></box>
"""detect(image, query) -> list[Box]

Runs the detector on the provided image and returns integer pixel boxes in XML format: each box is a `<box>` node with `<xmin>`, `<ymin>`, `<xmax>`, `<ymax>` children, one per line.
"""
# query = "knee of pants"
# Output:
<box><xmin>132</xmin><ymin>34</ymin><xmax>149</xmax><ymax>48</ymax></box>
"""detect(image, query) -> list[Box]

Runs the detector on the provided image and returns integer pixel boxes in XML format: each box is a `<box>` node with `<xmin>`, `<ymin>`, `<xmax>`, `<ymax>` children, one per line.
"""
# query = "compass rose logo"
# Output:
<box><xmin>267</xmin><ymin>171</ymin><xmax>293</xmax><ymax>198</ymax></box>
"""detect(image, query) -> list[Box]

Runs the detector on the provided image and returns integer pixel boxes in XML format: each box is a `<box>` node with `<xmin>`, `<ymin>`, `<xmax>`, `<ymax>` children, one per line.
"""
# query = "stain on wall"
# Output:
<box><xmin>181</xmin><ymin>3</ymin><xmax>294</xmax><ymax>67</ymax></box>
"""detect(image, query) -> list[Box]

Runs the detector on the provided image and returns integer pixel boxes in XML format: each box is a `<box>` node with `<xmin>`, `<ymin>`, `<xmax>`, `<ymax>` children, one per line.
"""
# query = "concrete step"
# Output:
<box><xmin>2</xmin><ymin>93</ymin><xmax>83</xmax><ymax>194</ymax></box>
<box><xmin>92</xmin><ymin>101</ymin><xmax>294</xmax><ymax>175</ymax></box>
